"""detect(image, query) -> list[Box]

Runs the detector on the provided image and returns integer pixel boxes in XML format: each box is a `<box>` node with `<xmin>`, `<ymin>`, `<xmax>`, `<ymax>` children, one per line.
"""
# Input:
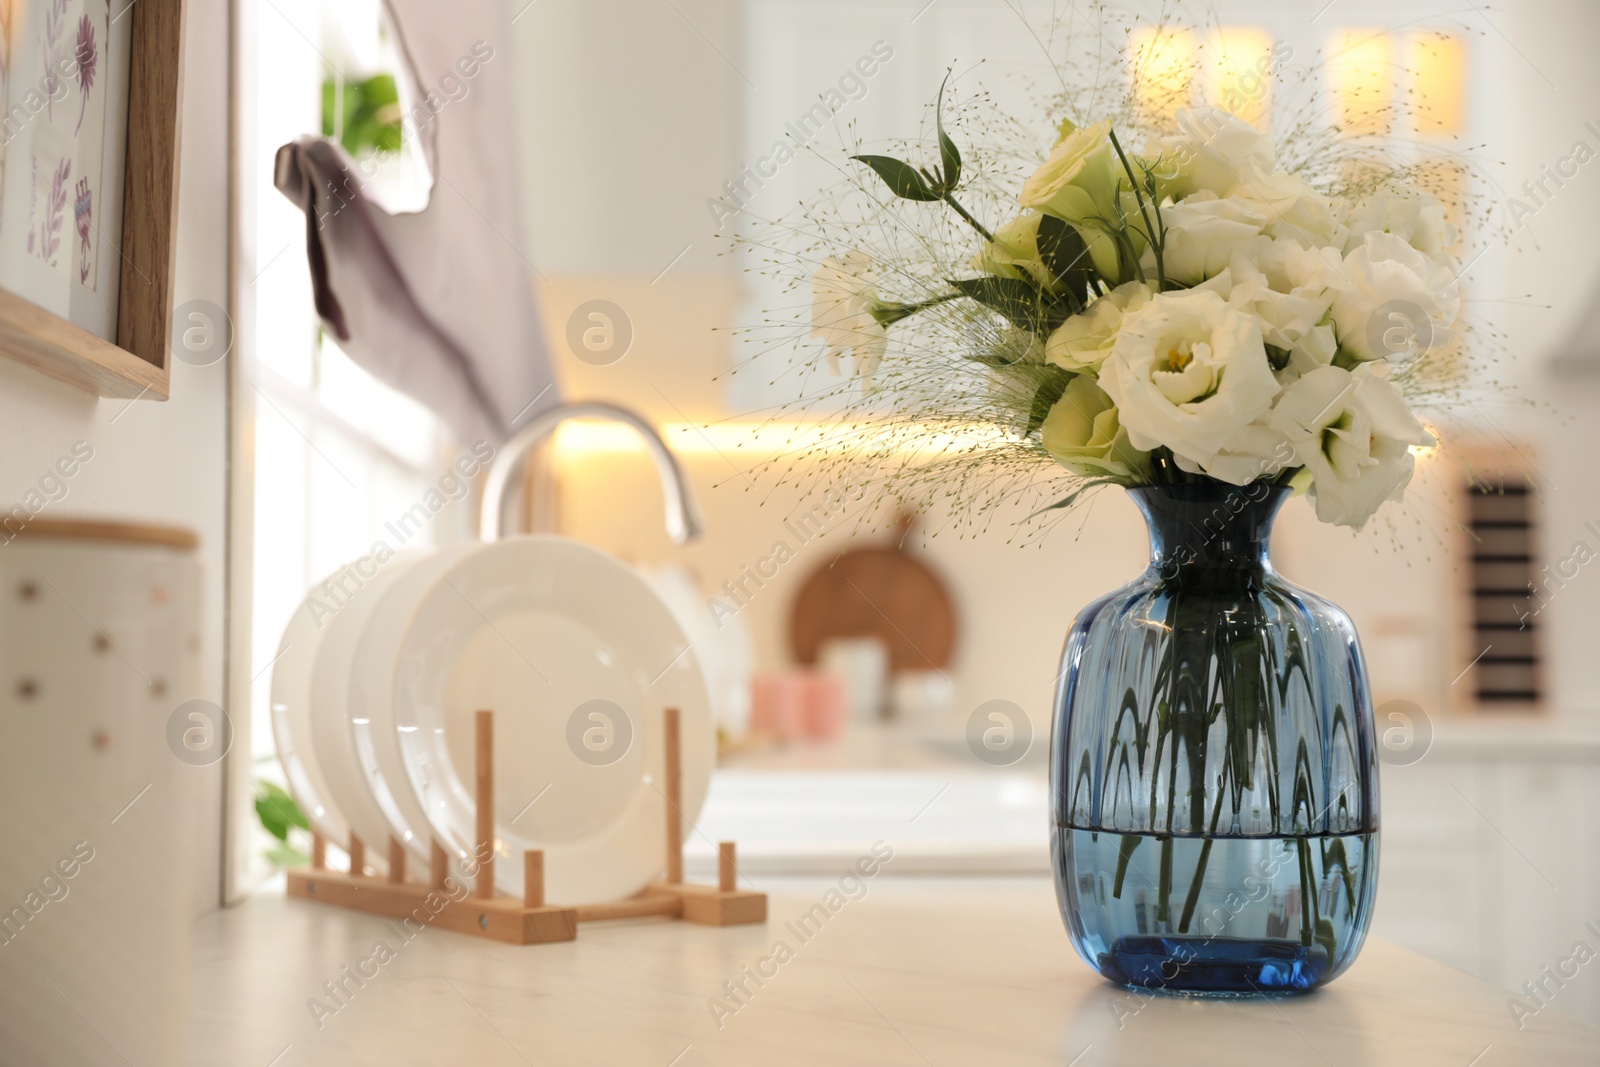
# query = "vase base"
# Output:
<box><xmin>1097</xmin><ymin>935</ymin><xmax>1329</xmax><ymax>994</ymax></box>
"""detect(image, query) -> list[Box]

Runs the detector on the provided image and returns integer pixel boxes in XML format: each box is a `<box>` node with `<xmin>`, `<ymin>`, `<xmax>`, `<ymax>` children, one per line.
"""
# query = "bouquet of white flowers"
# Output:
<box><xmin>793</xmin><ymin>79</ymin><xmax>1470</xmax><ymax>532</ymax></box>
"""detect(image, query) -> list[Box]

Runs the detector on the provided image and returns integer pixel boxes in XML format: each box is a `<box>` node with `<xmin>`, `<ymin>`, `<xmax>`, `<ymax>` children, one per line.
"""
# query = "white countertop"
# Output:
<box><xmin>188</xmin><ymin>876</ymin><xmax>1597</xmax><ymax>1065</ymax></box>
<box><xmin>718</xmin><ymin>719</ymin><xmax>1600</xmax><ymax>779</ymax></box>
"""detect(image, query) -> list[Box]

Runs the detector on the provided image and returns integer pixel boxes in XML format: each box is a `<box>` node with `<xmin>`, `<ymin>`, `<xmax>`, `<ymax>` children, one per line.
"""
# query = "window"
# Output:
<box><xmin>243</xmin><ymin>0</ymin><xmax>466</xmax><ymax>880</ymax></box>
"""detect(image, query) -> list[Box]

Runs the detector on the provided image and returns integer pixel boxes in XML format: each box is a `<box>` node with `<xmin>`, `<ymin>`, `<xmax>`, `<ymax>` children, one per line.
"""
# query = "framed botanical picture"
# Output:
<box><xmin>0</xmin><ymin>0</ymin><xmax>183</xmax><ymax>399</ymax></box>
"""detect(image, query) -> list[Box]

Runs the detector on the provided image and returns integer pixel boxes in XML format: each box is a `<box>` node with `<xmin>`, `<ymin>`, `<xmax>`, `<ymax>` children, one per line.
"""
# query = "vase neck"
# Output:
<box><xmin>1130</xmin><ymin>483</ymin><xmax>1287</xmax><ymax>579</ymax></box>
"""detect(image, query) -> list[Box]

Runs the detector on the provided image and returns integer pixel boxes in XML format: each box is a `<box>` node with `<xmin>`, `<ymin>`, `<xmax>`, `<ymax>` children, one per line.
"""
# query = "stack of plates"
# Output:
<box><xmin>270</xmin><ymin>537</ymin><xmax>713</xmax><ymax>904</ymax></box>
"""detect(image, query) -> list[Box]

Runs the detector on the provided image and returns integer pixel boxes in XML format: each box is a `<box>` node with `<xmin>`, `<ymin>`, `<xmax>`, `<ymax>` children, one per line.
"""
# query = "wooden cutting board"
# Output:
<box><xmin>788</xmin><ymin>515</ymin><xmax>957</xmax><ymax>671</ymax></box>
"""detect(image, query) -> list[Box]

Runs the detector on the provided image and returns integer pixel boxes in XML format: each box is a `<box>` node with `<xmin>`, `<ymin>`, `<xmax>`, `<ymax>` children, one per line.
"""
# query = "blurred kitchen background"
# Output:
<box><xmin>230</xmin><ymin>0</ymin><xmax>1600</xmax><ymax>1024</ymax></box>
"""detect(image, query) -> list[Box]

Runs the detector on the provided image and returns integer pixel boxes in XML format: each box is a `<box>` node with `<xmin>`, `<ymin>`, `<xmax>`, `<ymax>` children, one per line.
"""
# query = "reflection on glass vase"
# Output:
<box><xmin>1050</xmin><ymin>483</ymin><xmax>1379</xmax><ymax>995</ymax></box>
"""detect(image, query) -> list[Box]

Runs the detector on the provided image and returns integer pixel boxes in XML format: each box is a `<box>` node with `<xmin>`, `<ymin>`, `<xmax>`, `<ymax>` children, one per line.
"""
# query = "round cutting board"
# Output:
<box><xmin>788</xmin><ymin>517</ymin><xmax>956</xmax><ymax>671</ymax></box>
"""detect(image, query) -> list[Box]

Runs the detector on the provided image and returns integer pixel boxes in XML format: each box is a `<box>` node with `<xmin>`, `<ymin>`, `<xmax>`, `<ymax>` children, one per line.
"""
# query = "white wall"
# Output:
<box><xmin>0</xmin><ymin>0</ymin><xmax>232</xmax><ymax>911</ymax></box>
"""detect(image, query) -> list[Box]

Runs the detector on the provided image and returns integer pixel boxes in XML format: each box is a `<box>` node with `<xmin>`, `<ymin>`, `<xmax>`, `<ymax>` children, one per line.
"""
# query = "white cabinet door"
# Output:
<box><xmin>1375</xmin><ymin>759</ymin><xmax>1491</xmax><ymax>977</ymax></box>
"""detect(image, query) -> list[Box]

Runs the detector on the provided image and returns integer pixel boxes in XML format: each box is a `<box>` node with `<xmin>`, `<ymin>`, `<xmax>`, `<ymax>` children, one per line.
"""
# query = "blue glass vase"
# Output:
<box><xmin>1050</xmin><ymin>482</ymin><xmax>1379</xmax><ymax>994</ymax></box>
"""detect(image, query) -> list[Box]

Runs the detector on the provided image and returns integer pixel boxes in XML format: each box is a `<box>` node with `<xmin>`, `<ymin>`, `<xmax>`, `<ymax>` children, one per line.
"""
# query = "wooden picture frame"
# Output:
<box><xmin>0</xmin><ymin>0</ymin><xmax>184</xmax><ymax>400</ymax></box>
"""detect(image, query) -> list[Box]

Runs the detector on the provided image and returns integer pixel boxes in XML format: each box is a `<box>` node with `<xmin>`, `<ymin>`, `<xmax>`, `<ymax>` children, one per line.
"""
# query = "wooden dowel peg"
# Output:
<box><xmin>718</xmin><ymin>842</ymin><xmax>737</xmax><ymax>892</ymax></box>
<box><xmin>524</xmin><ymin>850</ymin><xmax>545</xmax><ymax>909</ymax></box>
<box><xmin>476</xmin><ymin>709</ymin><xmax>495</xmax><ymax>900</ymax></box>
<box><xmin>388</xmin><ymin>837</ymin><xmax>407</xmax><ymax>883</ymax></box>
<box><xmin>311</xmin><ymin>831</ymin><xmax>325</xmax><ymax>870</ymax></box>
<box><xmin>664</xmin><ymin>706</ymin><xmax>683</xmax><ymax>885</ymax></box>
<box><xmin>349</xmin><ymin>833</ymin><xmax>365</xmax><ymax>877</ymax></box>
<box><xmin>431</xmin><ymin>841</ymin><xmax>449</xmax><ymax>890</ymax></box>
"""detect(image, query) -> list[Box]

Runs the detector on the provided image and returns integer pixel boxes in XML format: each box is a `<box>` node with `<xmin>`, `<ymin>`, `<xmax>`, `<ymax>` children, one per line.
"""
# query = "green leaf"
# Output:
<box><xmin>254</xmin><ymin>780</ymin><xmax>309</xmax><ymax>843</ymax></box>
<box><xmin>947</xmin><ymin>276</ymin><xmax>1071</xmax><ymax>332</ymax></box>
<box><xmin>850</xmin><ymin>154</ymin><xmax>941</xmax><ymax>202</ymax></box>
<box><xmin>935</xmin><ymin>73</ymin><xmax>960</xmax><ymax>192</ymax></box>
<box><xmin>1035</xmin><ymin>214</ymin><xmax>1094</xmax><ymax>309</ymax></box>
<box><xmin>322</xmin><ymin>73</ymin><xmax>404</xmax><ymax>158</ymax></box>
<box><xmin>1026</xmin><ymin>478</ymin><xmax>1118</xmax><ymax>520</ymax></box>
<box><xmin>1026</xmin><ymin>367</ymin><xmax>1074</xmax><ymax>435</ymax></box>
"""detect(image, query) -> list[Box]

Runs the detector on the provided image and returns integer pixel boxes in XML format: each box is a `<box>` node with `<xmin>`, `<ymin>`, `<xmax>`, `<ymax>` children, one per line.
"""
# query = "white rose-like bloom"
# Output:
<box><xmin>1099</xmin><ymin>290</ymin><xmax>1282</xmax><ymax>481</ymax></box>
<box><xmin>971</xmin><ymin>212</ymin><xmax>1056</xmax><ymax>290</ymax></box>
<box><xmin>811</xmin><ymin>251</ymin><xmax>888</xmax><ymax>382</ymax></box>
<box><xmin>1020</xmin><ymin>120</ymin><xmax>1145</xmax><ymax>283</ymax></box>
<box><xmin>1019</xmin><ymin>119</ymin><xmax>1120</xmax><ymax>224</ymax></box>
<box><xmin>1173</xmin><ymin>419</ymin><xmax>1293</xmax><ymax>485</ymax></box>
<box><xmin>1147</xmin><ymin>107</ymin><xmax>1276</xmax><ymax>198</ymax></box>
<box><xmin>1194</xmin><ymin>238</ymin><xmax>1341</xmax><ymax>376</ymax></box>
<box><xmin>1329</xmin><ymin>232</ymin><xmax>1462</xmax><ymax>365</ymax></box>
<box><xmin>1269</xmin><ymin>364</ymin><xmax>1435</xmax><ymax>529</ymax></box>
<box><xmin>1227</xmin><ymin>169</ymin><xmax>1345</xmax><ymax>248</ymax></box>
<box><xmin>1155</xmin><ymin>192</ymin><xmax>1270</xmax><ymax>287</ymax></box>
<box><xmin>1043</xmin><ymin>281</ymin><xmax>1152</xmax><ymax>372</ymax></box>
<box><xmin>1341</xmin><ymin>189</ymin><xmax>1458</xmax><ymax>268</ymax></box>
<box><xmin>1040</xmin><ymin>374</ymin><xmax>1149</xmax><ymax>480</ymax></box>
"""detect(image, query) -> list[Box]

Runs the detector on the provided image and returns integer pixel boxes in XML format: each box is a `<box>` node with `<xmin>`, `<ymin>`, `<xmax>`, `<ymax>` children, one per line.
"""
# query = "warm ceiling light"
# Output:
<box><xmin>1410</xmin><ymin>32</ymin><xmax>1466</xmax><ymax>137</ymax></box>
<box><xmin>1130</xmin><ymin>27</ymin><xmax>1198</xmax><ymax>120</ymax></box>
<box><xmin>1208</xmin><ymin>28</ymin><xmax>1274</xmax><ymax>130</ymax></box>
<box><xmin>1328</xmin><ymin>30</ymin><xmax>1394</xmax><ymax>137</ymax></box>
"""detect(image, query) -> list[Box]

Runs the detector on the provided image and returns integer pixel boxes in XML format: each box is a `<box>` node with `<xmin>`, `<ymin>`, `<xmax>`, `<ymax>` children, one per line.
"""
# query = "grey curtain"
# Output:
<box><xmin>273</xmin><ymin>0</ymin><xmax>557</xmax><ymax>446</ymax></box>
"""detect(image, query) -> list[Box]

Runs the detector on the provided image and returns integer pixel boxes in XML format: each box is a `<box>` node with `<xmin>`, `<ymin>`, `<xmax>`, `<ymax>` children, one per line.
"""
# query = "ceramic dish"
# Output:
<box><xmin>345</xmin><ymin>541</ymin><xmax>480</xmax><ymax>872</ymax></box>
<box><xmin>389</xmin><ymin>536</ymin><xmax>713</xmax><ymax>904</ymax></box>
<box><xmin>305</xmin><ymin>551</ymin><xmax>440</xmax><ymax>872</ymax></box>
<box><xmin>269</xmin><ymin>569</ymin><xmax>360</xmax><ymax>854</ymax></box>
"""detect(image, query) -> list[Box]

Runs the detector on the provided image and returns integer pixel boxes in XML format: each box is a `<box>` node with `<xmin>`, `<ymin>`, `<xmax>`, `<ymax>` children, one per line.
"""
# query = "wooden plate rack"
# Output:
<box><xmin>286</xmin><ymin>707</ymin><xmax>766</xmax><ymax>943</ymax></box>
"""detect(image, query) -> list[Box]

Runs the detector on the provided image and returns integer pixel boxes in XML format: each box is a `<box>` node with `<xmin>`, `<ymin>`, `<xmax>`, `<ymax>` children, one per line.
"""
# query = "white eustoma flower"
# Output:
<box><xmin>1043</xmin><ymin>281</ymin><xmax>1151</xmax><ymax>372</ymax></box>
<box><xmin>1268</xmin><ymin>364</ymin><xmax>1436</xmax><ymax>529</ymax></box>
<box><xmin>1021</xmin><ymin>120</ymin><xmax>1144</xmax><ymax>283</ymax></box>
<box><xmin>1098</xmin><ymin>289</ymin><xmax>1282</xmax><ymax>481</ymax></box>
<box><xmin>811</xmin><ymin>251</ymin><xmax>888</xmax><ymax>382</ymax></box>
<box><xmin>1041</xmin><ymin>374</ymin><xmax>1148</xmax><ymax>480</ymax></box>
<box><xmin>1174</xmin><ymin>419</ymin><xmax>1293</xmax><ymax>485</ymax></box>
<box><xmin>1155</xmin><ymin>192</ymin><xmax>1269</xmax><ymax>286</ymax></box>
<box><xmin>971</xmin><ymin>212</ymin><xmax>1056</xmax><ymax>290</ymax></box>
<box><xmin>1194</xmin><ymin>239</ymin><xmax>1341</xmax><ymax>377</ymax></box>
<box><xmin>1341</xmin><ymin>189</ymin><xmax>1458</xmax><ymax>268</ymax></box>
<box><xmin>1328</xmin><ymin>232</ymin><xmax>1462</xmax><ymax>365</ymax></box>
<box><xmin>1227</xmin><ymin>169</ymin><xmax>1345</xmax><ymax>248</ymax></box>
<box><xmin>1020</xmin><ymin>119</ymin><xmax>1120</xmax><ymax>223</ymax></box>
<box><xmin>1146</xmin><ymin>107</ymin><xmax>1276</xmax><ymax>198</ymax></box>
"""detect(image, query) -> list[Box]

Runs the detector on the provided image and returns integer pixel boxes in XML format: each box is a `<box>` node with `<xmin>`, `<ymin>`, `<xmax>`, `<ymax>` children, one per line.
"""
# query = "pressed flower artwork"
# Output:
<box><xmin>41</xmin><ymin>0</ymin><xmax>68</xmax><ymax>121</ymax></box>
<box><xmin>74</xmin><ymin>13</ymin><xmax>97</xmax><ymax>136</ymax></box>
<box><xmin>27</xmin><ymin>155</ymin><xmax>71</xmax><ymax>268</ymax></box>
<box><xmin>73</xmin><ymin>176</ymin><xmax>92</xmax><ymax>283</ymax></box>
<box><xmin>2</xmin><ymin>0</ymin><xmax>128</xmax><ymax>323</ymax></box>
<box><xmin>0</xmin><ymin>0</ymin><xmax>179</xmax><ymax>398</ymax></box>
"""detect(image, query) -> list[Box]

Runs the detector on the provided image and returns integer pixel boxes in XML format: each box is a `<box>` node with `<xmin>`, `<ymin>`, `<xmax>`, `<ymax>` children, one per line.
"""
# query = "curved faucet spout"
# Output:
<box><xmin>479</xmin><ymin>401</ymin><xmax>705</xmax><ymax>545</ymax></box>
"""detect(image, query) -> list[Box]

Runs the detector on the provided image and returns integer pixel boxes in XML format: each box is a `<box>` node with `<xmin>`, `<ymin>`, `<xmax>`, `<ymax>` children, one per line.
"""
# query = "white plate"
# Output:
<box><xmin>345</xmin><ymin>542</ymin><xmax>480</xmax><ymax>872</ymax></box>
<box><xmin>390</xmin><ymin>536</ymin><xmax>713</xmax><ymax>904</ymax></box>
<box><xmin>269</xmin><ymin>569</ymin><xmax>361</xmax><ymax>854</ymax></box>
<box><xmin>305</xmin><ymin>551</ymin><xmax>451</xmax><ymax>871</ymax></box>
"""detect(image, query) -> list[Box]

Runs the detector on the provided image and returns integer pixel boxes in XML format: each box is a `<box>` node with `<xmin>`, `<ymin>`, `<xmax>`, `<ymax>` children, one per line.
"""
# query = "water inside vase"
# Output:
<box><xmin>1054</xmin><ymin>826</ymin><xmax>1378</xmax><ymax>994</ymax></box>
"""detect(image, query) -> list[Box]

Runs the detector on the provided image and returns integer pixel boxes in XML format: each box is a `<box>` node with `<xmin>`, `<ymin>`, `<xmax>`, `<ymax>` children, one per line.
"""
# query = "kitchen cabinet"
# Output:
<box><xmin>1375</xmin><ymin>728</ymin><xmax>1600</xmax><ymax>1026</ymax></box>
